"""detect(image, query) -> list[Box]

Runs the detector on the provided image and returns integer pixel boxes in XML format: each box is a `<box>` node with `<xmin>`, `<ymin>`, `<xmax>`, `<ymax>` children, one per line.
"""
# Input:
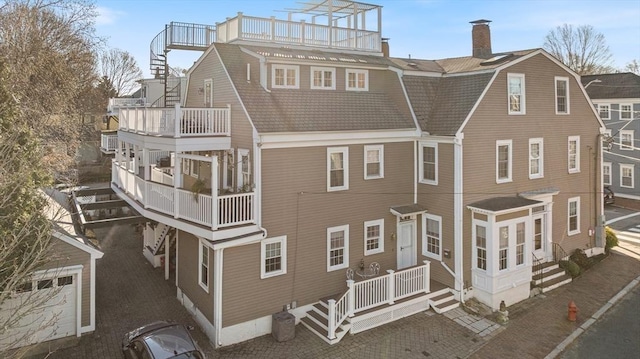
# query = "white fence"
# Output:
<box><xmin>327</xmin><ymin>261</ymin><xmax>431</xmax><ymax>339</ymax></box>
<box><xmin>100</xmin><ymin>133</ymin><xmax>118</xmax><ymax>152</ymax></box>
<box><xmin>118</xmin><ymin>105</ymin><xmax>230</xmax><ymax>137</ymax></box>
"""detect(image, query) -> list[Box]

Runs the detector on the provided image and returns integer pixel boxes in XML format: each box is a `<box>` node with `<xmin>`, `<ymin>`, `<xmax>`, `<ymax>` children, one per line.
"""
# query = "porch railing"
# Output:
<box><xmin>112</xmin><ymin>162</ymin><xmax>255</xmax><ymax>229</ymax></box>
<box><xmin>217</xmin><ymin>13</ymin><xmax>381</xmax><ymax>52</ymax></box>
<box><xmin>108</xmin><ymin>97</ymin><xmax>147</xmax><ymax>112</ymax></box>
<box><xmin>326</xmin><ymin>261</ymin><xmax>431</xmax><ymax>339</ymax></box>
<box><xmin>532</xmin><ymin>252</ymin><xmax>543</xmax><ymax>287</ymax></box>
<box><xmin>118</xmin><ymin>104</ymin><xmax>230</xmax><ymax>137</ymax></box>
<box><xmin>552</xmin><ymin>243</ymin><xmax>570</xmax><ymax>262</ymax></box>
<box><xmin>100</xmin><ymin>133</ymin><xmax>118</xmax><ymax>152</ymax></box>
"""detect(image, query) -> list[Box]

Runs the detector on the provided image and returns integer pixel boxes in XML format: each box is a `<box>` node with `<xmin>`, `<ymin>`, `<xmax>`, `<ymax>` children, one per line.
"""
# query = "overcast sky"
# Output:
<box><xmin>95</xmin><ymin>0</ymin><xmax>640</xmax><ymax>77</ymax></box>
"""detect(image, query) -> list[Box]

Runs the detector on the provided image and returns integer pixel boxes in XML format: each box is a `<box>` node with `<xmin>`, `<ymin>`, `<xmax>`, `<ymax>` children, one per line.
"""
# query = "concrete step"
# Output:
<box><xmin>541</xmin><ymin>274</ymin><xmax>572</xmax><ymax>293</ymax></box>
<box><xmin>533</xmin><ymin>266</ymin><xmax>566</xmax><ymax>285</ymax></box>
<box><xmin>433</xmin><ymin>298</ymin><xmax>460</xmax><ymax>314</ymax></box>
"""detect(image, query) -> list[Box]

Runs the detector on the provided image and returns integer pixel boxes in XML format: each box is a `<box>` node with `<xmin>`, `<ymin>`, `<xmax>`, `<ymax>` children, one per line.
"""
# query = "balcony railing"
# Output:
<box><xmin>100</xmin><ymin>133</ymin><xmax>118</xmax><ymax>153</ymax></box>
<box><xmin>118</xmin><ymin>105</ymin><xmax>230</xmax><ymax>137</ymax></box>
<box><xmin>217</xmin><ymin>13</ymin><xmax>381</xmax><ymax>52</ymax></box>
<box><xmin>108</xmin><ymin>97</ymin><xmax>147</xmax><ymax>112</ymax></box>
<box><xmin>327</xmin><ymin>261</ymin><xmax>431</xmax><ymax>340</ymax></box>
<box><xmin>112</xmin><ymin>162</ymin><xmax>254</xmax><ymax>229</ymax></box>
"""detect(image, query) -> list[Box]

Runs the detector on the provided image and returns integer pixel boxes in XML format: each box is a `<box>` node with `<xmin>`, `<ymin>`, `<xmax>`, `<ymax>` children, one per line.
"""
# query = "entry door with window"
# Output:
<box><xmin>532</xmin><ymin>214</ymin><xmax>546</xmax><ymax>260</ymax></box>
<box><xmin>397</xmin><ymin>220</ymin><xmax>417</xmax><ymax>269</ymax></box>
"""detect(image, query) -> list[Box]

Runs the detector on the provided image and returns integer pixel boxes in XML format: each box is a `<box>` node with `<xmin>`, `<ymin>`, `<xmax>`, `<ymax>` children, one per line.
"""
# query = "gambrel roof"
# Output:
<box><xmin>582</xmin><ymin>72</ymin><xmax>640</xmax><ymax>99</ymax></box>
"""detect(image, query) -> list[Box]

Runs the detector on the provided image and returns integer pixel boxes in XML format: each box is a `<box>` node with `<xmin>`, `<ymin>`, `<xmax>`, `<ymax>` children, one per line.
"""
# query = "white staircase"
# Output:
<box><xmin>532</xmin><ymin>261</ymin><xmax>572</xmax><ymax>293</ymax></box>
<box><xmin>149</xmin><ymin>224</ymin><xmax>176</xmax><ymax>255</ymax></box>
<box><xmin>300</xmin><ymin>294</ymin><xmax>350</xmax><ymax>345</ymax></box>
<box><xmin>428</xmin><ymin>288</ymin><xmax>460</xmax><ymax>314</ymax></box>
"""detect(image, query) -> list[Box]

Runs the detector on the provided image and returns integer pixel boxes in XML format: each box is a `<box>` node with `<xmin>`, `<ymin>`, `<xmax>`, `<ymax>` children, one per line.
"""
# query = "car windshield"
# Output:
<box><xmin>171</xmin><ymin>351</ymin><xmax>204</xmax><ymax>359</ymax></box>
<box><xmin>143</xmin><ymin>326</ymin><xmax>198</xmax><ymax>359</ymax></box>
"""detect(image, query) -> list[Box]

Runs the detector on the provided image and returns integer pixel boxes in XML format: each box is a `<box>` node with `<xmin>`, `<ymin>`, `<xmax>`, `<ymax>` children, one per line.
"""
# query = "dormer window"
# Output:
<box><xmin>311</xmin><ymin>67</ymin><xmax>335</xmax><ymax>90</ymax></box>
<box><xmin>346</xmin><ymin>69</ymin><xmax>368</xmax><ymax>91</ymax></box>
<box><xmin>272</xmin><ymin>65</ymin><xmax>299</xmax><ymax>89</ymax></box>
<box><xmin>507</xmin><ymin>73</ymin><xmax>525</xmax><ymax>115</ymax></box>
<box><xmin>555</xmin><ymin>77</ymin><xmax>569</xmax><ymax>114</ymax></box>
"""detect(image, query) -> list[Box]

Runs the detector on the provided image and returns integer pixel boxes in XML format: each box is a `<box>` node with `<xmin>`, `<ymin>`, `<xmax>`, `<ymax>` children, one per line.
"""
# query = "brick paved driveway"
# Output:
<box><xmin>26</xmin><ymin>222</ymin><xmax>492</xmax><ymax>359</ymax></box>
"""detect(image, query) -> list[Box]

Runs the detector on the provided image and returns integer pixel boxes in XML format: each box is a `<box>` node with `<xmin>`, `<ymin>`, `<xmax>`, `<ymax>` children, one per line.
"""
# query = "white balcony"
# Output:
<box><xmin>118</xmin><ymin>105</ymin><xmax>230</xmax><ymax>138</ymax></box>
<box><xmin>112</xmin><ymin>161</ymin><xmax>255</xmax><ymax>231</ymax></box>
<box><xmin>100</xmin><ymin>133</ymin><xmax>118</xmax><ymax>154</ymax></box>
<box><xmin>108</xmin><ymin>97</ymin><xmax>147</xmax><ymax>113</ymax></box>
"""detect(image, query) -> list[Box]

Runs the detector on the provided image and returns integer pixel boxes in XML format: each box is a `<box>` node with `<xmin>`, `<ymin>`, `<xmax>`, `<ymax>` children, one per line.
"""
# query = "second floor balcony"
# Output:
<box><xmin>118</xmin><ymin>104</ymin><xmax>231</xmax><ymax>138</ymax></box>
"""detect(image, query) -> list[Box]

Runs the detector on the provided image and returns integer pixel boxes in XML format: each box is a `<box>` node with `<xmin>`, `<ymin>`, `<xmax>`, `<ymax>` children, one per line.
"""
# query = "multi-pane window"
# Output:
<box><xmin>620</xmin><ymin>104</ymin><xmax>632</xmax><ymax>120</ymax></box>
<box><xmin>568</xmin><ymin>136</ymin><xmax>580</xmax><ymax>173</ymax></box>
<box><xmin>420</xmin><ymin>143</ymin><xmax>437</xmax><ymax>184</ymax></box>
<box><xmin>364</xmin><ymin>145</ymin><xmax>383</xmax><ymax>179</ymax></box>
<box><xmin>199</xmin><ymin>240</ymin><xmax>209</xmax><ymax>291</ymax></box>
<box><xmin>603</xmin><ymin>162</ymin><xmax>612</xmax><ymax>185</ymax></box>
<box><xmin>261</xmin><ymin>236</ymin><xmax>287</xmax><ymax>278</ymax></box>
<box><xmin>346</xmin><ymin>69</ymin><xmax>368</xmax><ymax>91</ymax></box>
<box><xmin>529</xmin><ymin>138</ymin><xmax>543</xmax><ymax>179</ymax></box>
<box><xmin>621</xmin><ymin>164</ymin><xmax>634</xmax><ymax>188</ymax></box>
<box><xmin>568</xmin><ymin>197</ymin><xmax>580</xmax><ymax>235</ymax></box>
<box><xmin>311</xmin><ymin>67</ymin><xmax>335</xmax><ymax>90</ymax></box>
<box><xmin>598</xmin><ymin>104</ymin><xmax>610</xmax><ymax>120</ymax></box>
<box><xmin>496</xmin><ymin>140</ymin><xmax>512</xmax><ymax>183</ymax></box>
<box><xmin>327</xmin><ymin>225</ymin><xmax>349</xmax><ymax>271</ymax></box>
<box><xmin>225</xmin><ymin>150</ymin><xmax>234</xmax><ymax>189</ymax></box>
<box><xmin>423</xmin><ymin>214</ymin><xmax>442</xmax><ymax>260</ymax></box>
<box><xmin>620</xmin><ymin>130</ymin><xmax>634</xmax><ymax>150</ymax></box>
<box><xmin>499</xmin><ymin>226</ymin><xmax>509</xmax><ymax>270</ymax></box>
<box><xmin>237</xmin><ymin>149</ymin><xmax>250</xmax><ymax>190</ymax></box>
<box><xmin>534</xmin><ymin>217</ymin><xmax>543</xmax><ymax>251</ymax></box>
<box><xmin>555</xmin><ymin>77</ymin><xmax>569</xmax><ymax>114</ymax></box>
<box><xmin>272</xmin><ymin>65</ymin><xmax>299</xmax><ymax>89</ymax></box>
<box><xmin>516</xmin><ymin>222</ymin><xmax>525</xmax><ymax>265</ymax></box>
<box><xmin>364</xmin><ymin>219</ymin><xmax>384</xmax><ymax>255</ymax></box>
<box><xmin>327</xmin><ymin>147</ymin><xmax>349</xmax><ymax>191</ymax></box>
<box><xmin>476</xmin><ymin>225</ymin><xmax>487</xmax><ymax>270</ymax></box>
<box><xmin>507</xmin><ymin>73</ymin><xmax>525</xmax><ymax>114</ymax></box>
<box><xmin>204</xmin><ymin>79</ymin><xmax>213</xmax><ymax>107</ymax></box>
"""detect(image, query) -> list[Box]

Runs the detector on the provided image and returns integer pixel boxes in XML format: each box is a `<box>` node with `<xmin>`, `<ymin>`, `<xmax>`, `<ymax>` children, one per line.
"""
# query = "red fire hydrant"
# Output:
<box><xmin>568</xmin><ymin>300</ymin><xmax>578</xmax><ymax>322</ymax></box>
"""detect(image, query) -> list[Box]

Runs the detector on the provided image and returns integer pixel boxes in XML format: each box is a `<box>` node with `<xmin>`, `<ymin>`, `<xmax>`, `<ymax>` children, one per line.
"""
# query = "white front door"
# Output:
<box><xmin>532</xmin><ymin>214</ymin><xmax>546</xmax><ymax>261</ymax></box>
<box><xmin>397</xmin><ymin>220</ymin><xmax>417</xmax><ymax>269</ymax></box>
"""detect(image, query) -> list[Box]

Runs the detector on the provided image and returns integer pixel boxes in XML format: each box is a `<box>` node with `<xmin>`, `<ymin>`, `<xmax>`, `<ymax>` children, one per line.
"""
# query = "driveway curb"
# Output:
<box><xmin>544</xmin><ymin>275</ymin><xmax>640</xmax><ymax>358</ymax></box>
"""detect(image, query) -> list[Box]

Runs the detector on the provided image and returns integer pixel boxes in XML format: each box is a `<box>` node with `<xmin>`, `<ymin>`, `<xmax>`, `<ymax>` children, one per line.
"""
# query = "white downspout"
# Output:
<box><xmin>213</xmin><ymin>248</ymin><xmax>224</xmax><ymax>347</ymax></box>
<box><xmin>454</xmin><ymin>134</ymin><xmax>464</xmax><ymax>302</ymax></box>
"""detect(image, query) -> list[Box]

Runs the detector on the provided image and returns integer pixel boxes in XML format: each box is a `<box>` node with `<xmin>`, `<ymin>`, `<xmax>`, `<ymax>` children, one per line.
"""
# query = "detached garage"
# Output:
<box><xmin>0</xmin><ymin>189</ymin><xmax>103</xmax><ymax>350</ymax></box>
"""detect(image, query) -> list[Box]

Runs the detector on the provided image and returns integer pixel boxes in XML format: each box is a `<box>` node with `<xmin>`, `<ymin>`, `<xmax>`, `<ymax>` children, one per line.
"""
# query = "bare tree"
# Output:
<box><xmin>543</xmin><ymin>24</ymin><xmax>615</xmax><ymax>75</ymax></box>
<box><xmin>100</xmin><ymin>48</ymin><xmax>143</xmax><ymax>97</ymax></box>
<box><xmin>624</xmin><ymin>59</ymin><xmax>639</xmax><ymax>75</ymax></box>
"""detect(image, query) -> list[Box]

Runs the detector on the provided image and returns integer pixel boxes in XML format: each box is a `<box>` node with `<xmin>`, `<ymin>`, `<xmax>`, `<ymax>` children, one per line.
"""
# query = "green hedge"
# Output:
<box><xmin>605</xmin><ymin>226</ymin><xmax>619</xmax><ymax>253</ymax></box>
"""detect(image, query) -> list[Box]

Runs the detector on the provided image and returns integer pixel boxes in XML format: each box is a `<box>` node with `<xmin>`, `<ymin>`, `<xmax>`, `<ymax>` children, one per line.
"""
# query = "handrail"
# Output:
<box><xmin>552</xmin><ymin>242</ymin><xmax>570</xmax><ymax>262</ymax></box>
<box><xmin>532</xmin><ymin>252</ymin><xmax>543</xmax><ymax>287</ymax></box>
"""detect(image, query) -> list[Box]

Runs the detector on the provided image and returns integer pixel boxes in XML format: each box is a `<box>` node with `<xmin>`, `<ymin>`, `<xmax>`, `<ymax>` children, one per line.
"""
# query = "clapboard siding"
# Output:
<box><xmin>177</xmin><ymin>231</ymin><xmax>214</xmax><ymax>322</ymax></box>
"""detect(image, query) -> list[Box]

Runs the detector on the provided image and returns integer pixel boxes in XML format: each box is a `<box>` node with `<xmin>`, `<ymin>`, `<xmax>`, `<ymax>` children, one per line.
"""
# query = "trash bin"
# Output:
<box><xmin>271</xmin><ymin>311</ymin><xmax>295</xmax><ymax>342</ymax></box>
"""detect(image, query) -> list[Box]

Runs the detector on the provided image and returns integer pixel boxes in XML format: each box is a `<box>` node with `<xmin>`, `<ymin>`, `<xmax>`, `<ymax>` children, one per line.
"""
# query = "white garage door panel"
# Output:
<box><xmin>0</xmin><ymin>276</ymin><xmax>77</xmax><ymax>350</ymax></box>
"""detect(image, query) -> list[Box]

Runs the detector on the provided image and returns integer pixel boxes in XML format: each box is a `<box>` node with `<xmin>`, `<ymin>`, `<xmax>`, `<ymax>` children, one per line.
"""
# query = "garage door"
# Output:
<box><xmin>0</xmin><ymin>273</ymin><xmax>77</xmax><ymax>350</ymax></box>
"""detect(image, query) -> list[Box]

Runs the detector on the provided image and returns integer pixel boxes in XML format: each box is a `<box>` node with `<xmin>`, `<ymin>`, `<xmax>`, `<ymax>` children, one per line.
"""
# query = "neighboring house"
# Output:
<box><xmin>110</xmin><ymin>2</ymin><xmax>605</xmax><ymax>348</ymax></box>
<box><xmin>0</xmin><ymin>189</ymin><xmax>103</xmax><ymax>350</ymax></box>
<box><xmin>582</xmin><ymin>73</ymin><xmax>640</xmax><ymax>208</ymax></box>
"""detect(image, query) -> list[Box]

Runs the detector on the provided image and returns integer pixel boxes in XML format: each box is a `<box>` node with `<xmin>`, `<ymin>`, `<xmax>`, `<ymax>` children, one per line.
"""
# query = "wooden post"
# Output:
<box><xmin>423</xmin><ymin>260</ymin><xmax>431</xmax><ymax>293</ymax></box>
<box><xmin>327</xmin><ymin>299</ymin><xmax>336</xmax><ymax>340</ymax></box>
<box><xmin>211</xmin><ymin>155</ymin><xmax>219</xmax><ymax>230</ymax></box>
<box><xmin>174</xmin><ymin>103</ymin><xmax>181</xmax><ymax>138</ymax></box>
<box><xmin>387</xmin><ymin>269</ymin><xmax>395</xmax><ymax>305</ymax></box>
<box><xmin>347</xmin><ymin>279</ymin><xmax>355</xmax><ymax>317</ymax></box>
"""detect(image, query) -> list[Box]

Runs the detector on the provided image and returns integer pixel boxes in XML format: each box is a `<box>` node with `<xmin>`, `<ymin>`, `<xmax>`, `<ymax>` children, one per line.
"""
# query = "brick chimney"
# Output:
<box><xmin>381</xmin><ymin>38</ymin><xmax>390</xmax><ymax>57</ymax></box>
<box><xmin>470</xmin><ymin>19</ymin><xmax>492</xmax><ymax>59</ymax></box>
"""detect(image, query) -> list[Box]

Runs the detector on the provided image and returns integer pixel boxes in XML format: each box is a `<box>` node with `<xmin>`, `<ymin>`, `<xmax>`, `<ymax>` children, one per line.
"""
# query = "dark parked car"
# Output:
<box><xmin>604</xmin><ymin>186</ymin><xmax>615</xmax><ymax>205</ymax></box>
<box><xmin>122</xmin><ymin>321</ymin><xmax>205</xmax><ymax>359</ymax></box>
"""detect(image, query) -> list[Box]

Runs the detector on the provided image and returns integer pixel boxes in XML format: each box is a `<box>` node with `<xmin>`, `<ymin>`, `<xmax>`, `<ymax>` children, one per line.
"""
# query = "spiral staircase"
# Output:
<box><xmin>150</xmin><ymin>22</ymin><xmax>216</xmax><ymax>107</ymax></box>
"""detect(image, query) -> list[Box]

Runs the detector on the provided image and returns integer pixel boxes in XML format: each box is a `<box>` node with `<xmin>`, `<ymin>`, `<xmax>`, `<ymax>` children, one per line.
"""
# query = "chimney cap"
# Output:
<box><xmin>470</xmin><ymin>19</ymin><xmax>492</xmax><ymax>25</ymax></box>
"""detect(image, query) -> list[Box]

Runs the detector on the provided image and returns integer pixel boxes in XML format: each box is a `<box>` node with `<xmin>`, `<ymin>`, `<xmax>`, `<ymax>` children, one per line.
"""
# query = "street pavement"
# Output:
<box><xmin>21</xmin><ymin>205</ymin><xmax>640</xmax><ymax>359</ymax></box>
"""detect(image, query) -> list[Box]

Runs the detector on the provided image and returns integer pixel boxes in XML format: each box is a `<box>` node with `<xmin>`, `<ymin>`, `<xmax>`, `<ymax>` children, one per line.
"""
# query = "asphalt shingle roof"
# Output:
<box><xmin>468</xmin><ymin>196</ymin><xmax>542</xmax><ymax>212</ymax></box>
<box><xmin>581</xmin><ymin>73</ymin><xmax>640</xmax><ymax>99</ymax></box>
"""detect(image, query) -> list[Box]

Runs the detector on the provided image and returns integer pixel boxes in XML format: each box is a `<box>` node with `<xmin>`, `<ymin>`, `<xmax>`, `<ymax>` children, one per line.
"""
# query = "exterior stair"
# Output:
<box><xmin>300</xmin><ymin>293</ymin><xmax>351</xmax><ymax>345</ymax></box>
<box><xmin>148</xmin><ymin>224</ymin><xmax>176</xmax><ymax>255</ymax></box>
<box><xmin>428</xmin><ymin>288</ymin><xmax>460</xmax><ymax>314</ymax></box>
<box><xmin>532</xmin><ymin>261</ymin><xmax>572</xmax><ymax>293</ymax></box>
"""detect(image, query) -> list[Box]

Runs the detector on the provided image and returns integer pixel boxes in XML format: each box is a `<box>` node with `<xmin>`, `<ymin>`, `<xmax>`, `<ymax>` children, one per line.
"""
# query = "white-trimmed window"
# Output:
<box><xmin>475</xmin><ymin>225</ymin><xmax>487</xmax><ymax>271</ymax></box>
<box><xmin>224</xmin><ymin>150</ymin><xmax>234</xmax><ymax>190</ymax></box>
<box><xmin>327</xmin><ymin>147</ymin><xmax>349</xmax><ymax>191</ymax></box>
<box><xmin>603</xmin><ymin>162</ymin><xmax>612</xmax><ymax>185</ymax></box>
<box><xmin>419</xmin><ymin>143</ymin><xmax>438</xmax><ymax>184</ymax></box>
<box><xmin>261</xmin><ymin>236</ymin><xmax>287</xmax><ymax>278</ymax></box>
<box><xmin>555</xmin><ymin>77</ymin><xmax>569</xmax><ymax>114</ymax></box>
<box><xmin>346</xmin><ymin>69</ymin><xmax>368</xmax><ymax>91</ymax></box>
<box><xmin>364</xmin><ymin>219</ymin><xmax>384</xmax><ymax>255</ymax></box>
<box><xmin>198</xmin><ymin>239</ymin><xmax>209</xmax><ymax>291</ymax></box>
<box><xmin>568</xmin><ymin>197</ymin><xmax>580</xmax><ymax>235</ymax></box>
<box><xmin>204</xmin><ymin>79</ymin><xmax>213</xmax><ymax>107</ymax></box>
<box><xmin>272</xmin><ymin>65</ymin><xmax>299</xmax><ymax>89</ymax></box>
<box><xmin>598</xmin><ymin>104</ymin><xmax>610</xmax><ymax>120</ymax></box>
<box><xmin>310</xmin><ymin>66</ymin><xmax>335</xmax><ymax>90</ymax></box>
<box><xmin>496</xmin><ymin>140</ymin><xmax>512</xmax><ymax>183</ymax></box>
<box><xmin>529</xmin><ymin>138</ymin><xmax>544</xmax><ymax>179</ymax></box>
<box><xmin>190</xmin><ymin>159</ymin><xmax>199</xmax><ymax>178</ymax></box>
<box><xmin>620</xmin><ymin>104</ymin><xmax>632</xmax><ymax>120</ymax></box>
<box><xmin>237</xmin><ymin>149</ymin><xmax>250</xmax><ymax>191</ymax></box>
<box><xmin>516</xmin><ymin>222</ymin><xmax>525</xmax><ymax>266</ymax></box>
<box><xmin>507</xmin><ymin>73</ymin><xmax>525</xmax><ymax>114</ymax></box>
<box><xmin>568</xmin><ymin>136</ymin><xmax>580</xmax><ymax>173</ymax></box>
<box><xmin>620</xmin><ymin>164</ymin><xmax>634</xmax><ymax>188</ymax></box>
<box><xmin>620</xmin><ymin>130</ymin><xmax>634</xmax><ymax>150</ymax></box>
<box><xmin>499</xmin><ymin>226</ymin><xmax>509</xmax><ymax>270</ymax></box>
<box><xmin>364</xmin><ymin>145</ymin><xmax>384</xmax><ymax>179</ymax></box>
<box><xmin>422</xmin><ymin>214</ymin><xmax>442</xmax><ymax>260</ymax></box>
<box><xmin>327</xmin><ymin>225</ymin><xmax>349</xmax><ymax>271</ymax></box>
